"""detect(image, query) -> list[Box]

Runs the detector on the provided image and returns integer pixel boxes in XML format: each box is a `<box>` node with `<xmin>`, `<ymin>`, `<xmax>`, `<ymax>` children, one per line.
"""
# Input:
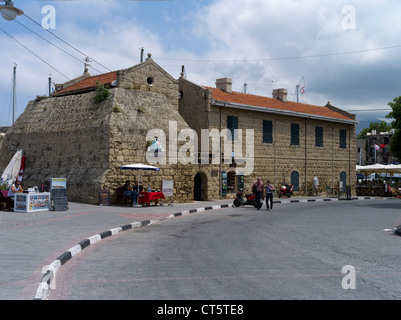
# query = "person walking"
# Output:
<box><xmin>252</xmin><ymin>177</ymin><xmax>264</xmax><ymax>210</ymax></box>
<box><xmin>265</xmin><ymin>180</ymin><xmax>275</xmax><ymax>211</ymax></box>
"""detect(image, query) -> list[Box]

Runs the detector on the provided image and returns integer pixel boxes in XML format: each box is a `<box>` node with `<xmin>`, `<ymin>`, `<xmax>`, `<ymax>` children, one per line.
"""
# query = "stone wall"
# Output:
<box><xmin>0</xmin><ymin>60</ymin><xmax>199</xmax><ymax>204</ymax></box>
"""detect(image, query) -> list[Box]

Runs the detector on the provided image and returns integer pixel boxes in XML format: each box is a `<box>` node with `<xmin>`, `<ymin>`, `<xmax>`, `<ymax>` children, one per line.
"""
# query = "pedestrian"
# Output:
<box><xmin>265</xmin><ymin>180</ymin><xmax>275</xmax><ymax>211</ymax></box>
<box><xmin>252</xmin><ymin>177</ymin><xmax>264</xmax><ymax>210</ymax></box>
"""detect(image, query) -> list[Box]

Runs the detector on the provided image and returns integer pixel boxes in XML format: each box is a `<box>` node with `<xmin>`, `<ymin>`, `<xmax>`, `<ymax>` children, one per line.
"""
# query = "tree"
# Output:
<box><xmin>386</xmin><ymin>96</ymin><xmax>401</xmax><ymax>161</ymax></box>
<box><xmin>357</xmin><ymin>121</ymin><xmax>391</xmax><ymax>139</ymax></box>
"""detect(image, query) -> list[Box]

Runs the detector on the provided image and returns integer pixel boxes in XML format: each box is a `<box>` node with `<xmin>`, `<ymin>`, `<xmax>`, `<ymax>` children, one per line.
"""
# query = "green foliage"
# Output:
<box><xmin>386</xmin><ymin>96</ymin><xmax>401</xmax><ymax>160</ymax></box>
<box><xmin>357</xmin><ymin>121</ymin><xmax>392</xmax><ymax>139</ymax></box>
<box><xmin>35</xmin><ymin>95</ymin><xmax>47</xmax><ymax>102</ymax></box>
<box><xmin>94</xmin><ymin>82</ymin><xmax>111</xmax><ymax>103</ymax></box>
<box><xmin>112</xmin><ymin>105</ymin><xmax>122</xmax><ymax>113</ymax></box>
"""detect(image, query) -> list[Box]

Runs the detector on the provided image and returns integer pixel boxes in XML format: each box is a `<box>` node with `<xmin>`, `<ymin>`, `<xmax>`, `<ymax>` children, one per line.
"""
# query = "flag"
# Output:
<box><xmin>380</xmin><ymin>144</ymin><xmax>386</xmax><ymax>149</ymax></box>
<box><xmin>301</xmin><ymin>86</ymin><xmax>305</xmax><ymax>94</ymax></box>
<box><xmin>374</xmin><ymin>144</ymin><xmax>380</xmax><ymax>150</ymax></box>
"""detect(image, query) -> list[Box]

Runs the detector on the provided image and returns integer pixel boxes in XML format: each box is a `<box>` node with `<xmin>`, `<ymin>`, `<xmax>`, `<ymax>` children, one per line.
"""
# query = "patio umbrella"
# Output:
<box><xmin>119</xmin><ymin>163</ymin><xmax>160</xmax><ymax>193</ymax></box>
<box><xmin>1</xmin><ymin>149</ymin><xmax>23</xmax><ymax>187</ymax></box>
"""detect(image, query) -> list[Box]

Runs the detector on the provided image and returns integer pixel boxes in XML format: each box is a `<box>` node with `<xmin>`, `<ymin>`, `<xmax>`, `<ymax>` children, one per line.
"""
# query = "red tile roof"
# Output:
<box><xmin>206</xmin><ymin>87</ymin><xmax>355</xmax><ymax>122</ymax></box>
<box><xmin>53</xmin><ymin>71</ymin><xmax>118</xmax><ymax>96</ymax></box>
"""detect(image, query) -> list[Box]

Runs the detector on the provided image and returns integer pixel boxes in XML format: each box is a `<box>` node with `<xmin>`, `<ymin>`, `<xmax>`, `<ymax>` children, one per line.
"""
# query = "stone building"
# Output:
<box><xmin>0</xmin><ymin>57</ymin><xmax>196</xmax><ymax>204</ymax></box>
<box><xmin>178</xmin><ymin>76</ymin><xmax>357</xmax><ymax>197</ymax></box>
<box><xmin>0</xmin><ymin>57</ymin><xmax>357</xmax><ymax>204</ymax></box>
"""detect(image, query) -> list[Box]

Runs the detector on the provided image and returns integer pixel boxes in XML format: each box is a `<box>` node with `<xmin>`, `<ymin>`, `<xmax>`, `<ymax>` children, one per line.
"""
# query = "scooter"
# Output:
<box><xmin>233</xmin><ymin>189</ymin><xmax>259</xmax><ymax>208</ymax></box>
<box><xmin>278</xmin><ymin>184</ymin><xmax>294</xmax><ymax>198</ymax></box>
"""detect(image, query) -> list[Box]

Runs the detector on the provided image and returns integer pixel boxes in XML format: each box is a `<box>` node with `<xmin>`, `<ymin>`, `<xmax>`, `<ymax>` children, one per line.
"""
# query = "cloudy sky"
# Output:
<box><xmin>0</xmin><ymin>0</ymin><xmax>400</xmax><ymax>131</ymax></box>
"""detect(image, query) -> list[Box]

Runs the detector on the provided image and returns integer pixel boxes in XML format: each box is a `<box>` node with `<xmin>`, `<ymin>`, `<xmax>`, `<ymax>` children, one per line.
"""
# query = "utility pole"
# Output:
<box><xmin>12</xmin><ymin>63</ymin><xmax>16</xmax><ymax>124</ymax></box>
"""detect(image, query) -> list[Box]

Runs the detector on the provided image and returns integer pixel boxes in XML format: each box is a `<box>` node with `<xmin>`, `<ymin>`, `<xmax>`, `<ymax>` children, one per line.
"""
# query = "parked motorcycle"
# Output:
<box><xmin>278</xmin><ymin>184</ymin><xmax>294</xmax><ymax>198</ymax></box>
<box><xmin>233</xmin><ymin>189</ymin><xmax>259</xmax><ymax>208</ymax></box>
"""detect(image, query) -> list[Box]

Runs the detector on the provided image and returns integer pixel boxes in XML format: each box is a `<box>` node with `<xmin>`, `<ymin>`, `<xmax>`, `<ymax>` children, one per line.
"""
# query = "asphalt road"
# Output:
<box><xmin>49</xmin><ymin>199</ymin><xmax>401</xmax><ymax>300</ymax></box>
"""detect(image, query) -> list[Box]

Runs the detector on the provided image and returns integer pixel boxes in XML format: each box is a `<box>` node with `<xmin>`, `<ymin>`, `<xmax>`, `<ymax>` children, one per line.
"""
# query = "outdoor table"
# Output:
<box><xmin>138</xmin><ymin>191</ymin><xmax>165</xmax><ymax>206</ymax></box>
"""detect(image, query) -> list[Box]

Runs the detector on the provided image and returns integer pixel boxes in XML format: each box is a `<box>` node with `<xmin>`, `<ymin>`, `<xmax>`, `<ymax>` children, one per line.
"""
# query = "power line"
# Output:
<box><xmin>12</xmin><ymin>17</ymin><xmax>104</xmax><ymax>74</ymax></box>
<box><xmin>0</xmin><ymin>26</ymin><xmax>71</xmax><ymax>80</ymax></box>
<box><xmin>155</xmin><ymin>45</ymin><xmax>401</xmax><ymax>63</ymax></box>
<box><xmin>23</xmin><ymin>13</ymin><xmax>112</xmax><ymax>73</ymax></box>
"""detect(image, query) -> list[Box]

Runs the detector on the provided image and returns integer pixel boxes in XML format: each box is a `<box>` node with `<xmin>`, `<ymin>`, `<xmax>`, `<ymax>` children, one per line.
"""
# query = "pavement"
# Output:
<box><xmin>0</xmin><ymin>194</ymin><xmax>395</xmax><ymax>300</ymax></box>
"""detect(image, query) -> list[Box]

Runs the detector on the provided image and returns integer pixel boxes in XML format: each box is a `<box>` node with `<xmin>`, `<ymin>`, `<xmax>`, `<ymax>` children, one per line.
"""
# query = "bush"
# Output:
<box><xmin>94</xmin><ymin>82</ymin><xmax>111</xmax><ymax>103</ymax></box>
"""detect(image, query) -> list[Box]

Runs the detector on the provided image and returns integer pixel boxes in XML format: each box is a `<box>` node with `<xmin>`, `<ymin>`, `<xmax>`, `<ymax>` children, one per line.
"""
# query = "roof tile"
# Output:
<box><xmin>206</xmin><ymin>87</ymin><xmax>354</xmax><ymax>122</ymax></box>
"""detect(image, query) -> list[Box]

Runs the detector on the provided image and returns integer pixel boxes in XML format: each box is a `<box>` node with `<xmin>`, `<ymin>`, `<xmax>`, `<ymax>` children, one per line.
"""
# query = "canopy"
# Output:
<box><xmin>1</xmin><ymin>149</ymin><xmax>23</xmax><ymax>187</ymax></box>
<box><xmin>119</xmin><ymin>163</ymin><xmax>160</xmax><ymax>198</ymax></box>
<box><xmin>356</xmin><ymin>164</ymin><xmax>401</xmax><ymax>175</ymax></box>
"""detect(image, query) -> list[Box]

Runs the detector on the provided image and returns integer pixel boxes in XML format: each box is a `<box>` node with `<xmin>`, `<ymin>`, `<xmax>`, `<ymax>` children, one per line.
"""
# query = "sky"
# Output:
<box><xmin>0</xmin><ymin>0</ymin><xmax>400</xmax><ymax>132</ymax></box>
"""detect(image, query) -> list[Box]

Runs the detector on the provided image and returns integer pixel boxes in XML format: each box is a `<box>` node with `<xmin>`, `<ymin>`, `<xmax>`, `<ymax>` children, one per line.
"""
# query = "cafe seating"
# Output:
<box><xmin>116</xmin><ymin>187</ymin><xmax>133</xmax><ymax>206</ymax></box>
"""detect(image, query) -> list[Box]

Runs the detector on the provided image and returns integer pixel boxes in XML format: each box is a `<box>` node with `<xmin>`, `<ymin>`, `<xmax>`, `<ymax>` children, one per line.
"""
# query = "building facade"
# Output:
<box><xmin>178</xmin><ymin>76</ymin><xmax>357</xmax><ymax>197</ymax></box>
<box><xmin>0</xmin><ymin>58</ymin><xmax>357</xmax><ymax>204</ymax></box>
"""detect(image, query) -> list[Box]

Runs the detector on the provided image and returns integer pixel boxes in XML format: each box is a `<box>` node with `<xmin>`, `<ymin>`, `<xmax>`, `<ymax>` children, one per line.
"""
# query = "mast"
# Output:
<box><xmin>12</xmin><ymin>63</ymin><xmax>16</xmax><ymax>124</ymax></box>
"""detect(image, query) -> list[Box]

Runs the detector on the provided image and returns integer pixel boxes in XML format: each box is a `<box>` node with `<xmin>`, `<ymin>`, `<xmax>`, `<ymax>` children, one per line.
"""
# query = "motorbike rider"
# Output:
<box><xmin>252</xmin><ymin>177</ymin><xmax>264</xmax><ymax>210</ymax></box>
<box><xmin>265</xmin><ymin>180</ymin><xmax>275</xmax><ymax>211</ymax></box>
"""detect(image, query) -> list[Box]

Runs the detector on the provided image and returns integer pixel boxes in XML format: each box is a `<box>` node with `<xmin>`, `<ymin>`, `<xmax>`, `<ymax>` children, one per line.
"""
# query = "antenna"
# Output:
<box><xmin>296</xmin><ymin>76</ymin><xmax>304</xmax><ymax>102</ymax></box>
<box><xmin>83</xmin><ymin>57</ymin><xmax>91</xmax><ymax>73</ymax></box>
<box><xmin>139</xmin><ymin>47</ymin><xmax>144</xmax><ymax>63</ymax></box>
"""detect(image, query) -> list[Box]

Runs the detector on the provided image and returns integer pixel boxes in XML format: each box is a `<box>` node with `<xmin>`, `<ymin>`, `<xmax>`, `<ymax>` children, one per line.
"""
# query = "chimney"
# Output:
<box><xmin>216</xmin><ymin>77</ymin><xmax>232</xmax><ymax>93</ymax></box>
<box><xmin>272</xmin><ymin>88</ymin><xmax>288</xmax><ymax>102</ymax></box>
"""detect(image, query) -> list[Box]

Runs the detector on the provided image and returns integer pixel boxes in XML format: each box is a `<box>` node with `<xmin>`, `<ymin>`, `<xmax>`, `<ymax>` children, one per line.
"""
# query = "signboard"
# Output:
<box><xmin>51</xmin><ymin>178</ymin><xmax>66</xmax><ymax>191</ymax></box>
<box><xmin>221</xmin><ymin>171</ymin><xmax>227</xmax><ymax>196</ymax></box>
<box><xmin>98</xmin><ymin>190</ymin><xmax>110</xmax><ymax>206</ymax></box>
<box><xmin>50</xmin><ymin>178</ymin><xmax>68</xmax><ymax>211</ymax></box>
<box><xmin>161</xmin><ymin>180</ymin><xmax>174</xmax><ymax>197</ymax></box>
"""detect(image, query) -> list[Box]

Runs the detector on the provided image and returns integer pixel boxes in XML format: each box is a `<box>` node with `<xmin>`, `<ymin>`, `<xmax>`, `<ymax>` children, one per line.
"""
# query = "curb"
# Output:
<box><xmin>33</xmin><ymin>203</ymin><xmax>231</xmax><ymax>300</ymax></box>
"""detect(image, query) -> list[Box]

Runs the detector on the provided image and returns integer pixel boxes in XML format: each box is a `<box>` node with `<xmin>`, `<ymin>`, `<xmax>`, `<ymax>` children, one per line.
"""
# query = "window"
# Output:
<box><xmin>263</xmin><ymin>120</ymin><xmax>273</xmax><ymax>143</ymax></box>
<box><xmin>340</xmin><ymin>129</ymin><xmax>347</xmax><ymax>149</ymax></box>
<box><xmin>291</xmin><ymin>123</ymin><xmax>299</xmax><ymax>145</ymax></box>
<box><xmin>227</xmin><ymin>116</ymin><xmax>238</xmax><ymax>141</ymax></box>
<box><xmin>291</xmin><ymin>171</ymin><xmax>300</xmax><ymax>191</ymax></box>
<box><xmin>315</xmin><ymin>126</ymin><xmax>323</xmax><ymax>147</ymax></box>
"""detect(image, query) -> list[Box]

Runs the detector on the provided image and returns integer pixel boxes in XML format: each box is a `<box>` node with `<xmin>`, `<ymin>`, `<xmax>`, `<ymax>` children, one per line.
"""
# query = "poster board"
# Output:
<box><xmin>50</xmin><ymin>178</ymin><xmax>68</xmax><ymax>211</ymax></box>
<box><xmin>98</xmin><ymin>190</ymin><xmax>110</xmax><ymax>206</ymax></box>
<box><xmin>161</xmin><ymin>180</ymin><xmax>174</xmax><ymax>206</ymax></box>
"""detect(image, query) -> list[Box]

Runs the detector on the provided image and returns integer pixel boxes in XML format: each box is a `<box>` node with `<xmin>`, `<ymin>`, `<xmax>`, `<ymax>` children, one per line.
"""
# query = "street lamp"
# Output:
<box><xmin>0</xmin><ymin>0</ymin><xmax>23</xmax><ymax>21</ymax></box>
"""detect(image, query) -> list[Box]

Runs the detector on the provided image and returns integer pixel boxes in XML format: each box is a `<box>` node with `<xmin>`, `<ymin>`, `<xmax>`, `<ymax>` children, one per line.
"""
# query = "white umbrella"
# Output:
<box><xmin>1</xmin><ymin>149</ymin><xmax>23</xmax><ymax>188</ymax></box>
<box><xmin>119</xmin><ymin>163</ymin><xmax>160</xmax><ymax>193</ymax></box>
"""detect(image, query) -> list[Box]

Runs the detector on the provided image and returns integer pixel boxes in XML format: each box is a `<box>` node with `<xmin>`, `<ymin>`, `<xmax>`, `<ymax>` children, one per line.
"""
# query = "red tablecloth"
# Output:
<box><xmin>138</xmin><ymin>192</ymin><xmax>165</xmax><ymax>205</ymax></box>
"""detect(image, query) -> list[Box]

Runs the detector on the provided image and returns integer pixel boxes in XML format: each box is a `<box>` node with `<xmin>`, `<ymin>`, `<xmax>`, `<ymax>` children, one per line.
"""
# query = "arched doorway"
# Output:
<box><xmin>194</xmin><ymin>173</ymin><xmax>203</xmax><ymax>201</ymax></box>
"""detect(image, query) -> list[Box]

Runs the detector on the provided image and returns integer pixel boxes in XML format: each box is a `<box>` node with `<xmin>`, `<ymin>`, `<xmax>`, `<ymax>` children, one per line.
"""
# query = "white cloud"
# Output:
<box><xmin>1</xmin><ymin>0</ymin><xmax>401</xmax><ymax>126</ymax></box>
